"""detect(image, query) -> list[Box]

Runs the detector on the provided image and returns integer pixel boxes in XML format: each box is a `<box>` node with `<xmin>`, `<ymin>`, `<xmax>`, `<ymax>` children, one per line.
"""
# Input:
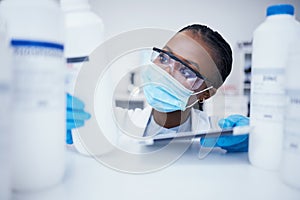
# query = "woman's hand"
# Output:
<box><xmin>66</xmin><ymin>93</ymin><xmax>91</xmax><ymax>144</ymax></box>
<box><xmin>200</xmin><ymin>114</ymin><xmax>249</xmax><ymax>152</ymax></box>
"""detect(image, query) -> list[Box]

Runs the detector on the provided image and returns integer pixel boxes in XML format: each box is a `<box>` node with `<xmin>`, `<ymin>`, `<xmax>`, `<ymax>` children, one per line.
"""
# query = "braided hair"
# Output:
<box><xmin>179</xmin><ymin>24</ymin><xmax>232</xmax><ymax>84</ymax></box>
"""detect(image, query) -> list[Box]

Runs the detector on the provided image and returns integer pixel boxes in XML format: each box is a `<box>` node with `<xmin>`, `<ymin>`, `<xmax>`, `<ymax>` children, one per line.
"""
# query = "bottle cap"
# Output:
<box><xmin>267</xmin><ymin>4</ymin><xmax>294</xmax><ymax>16</ymax></box>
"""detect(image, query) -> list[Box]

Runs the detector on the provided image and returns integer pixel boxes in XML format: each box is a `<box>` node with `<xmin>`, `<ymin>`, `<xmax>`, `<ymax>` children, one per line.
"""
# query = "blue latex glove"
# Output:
<box><xmin>66</xmin><ymin>93</ymin><xmax>91</xmax><ymax>144</ymax></box>
<box><xmin>200</xmin><ymin>114</ymin><xmax>249</xmax><ymax>152</ymax></box>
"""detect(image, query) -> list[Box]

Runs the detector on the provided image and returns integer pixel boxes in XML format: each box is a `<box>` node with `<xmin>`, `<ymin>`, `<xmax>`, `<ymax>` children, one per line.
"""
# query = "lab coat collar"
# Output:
<box><xmin>191</xmin><ymin>108</ymin><xmax>210</xmax><ymax>132</ymax></box>
<box><xmin>141</xmin><ymin>107</ymin><xmax>210</xmax><ymax>133</ymax></box>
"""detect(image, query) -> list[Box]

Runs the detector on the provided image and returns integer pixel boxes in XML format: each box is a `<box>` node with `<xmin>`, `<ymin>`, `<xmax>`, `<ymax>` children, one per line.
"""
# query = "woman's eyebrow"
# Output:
<box><xmin>164</xmin><ymin>46</ymin><xmax>200</xmax><ymax>69</ymax></box>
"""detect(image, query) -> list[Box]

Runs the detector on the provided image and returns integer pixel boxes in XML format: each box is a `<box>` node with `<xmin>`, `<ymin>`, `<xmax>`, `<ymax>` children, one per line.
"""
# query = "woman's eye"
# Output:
<box><xmin>159</xmin><ymin>53</ymin><xmax>169</xmax><ymax>64</ymax></box>
<box><xmin>179</xmin><ymin>68</ymin><xmax>196</xmax><ymax>79</ymax></box>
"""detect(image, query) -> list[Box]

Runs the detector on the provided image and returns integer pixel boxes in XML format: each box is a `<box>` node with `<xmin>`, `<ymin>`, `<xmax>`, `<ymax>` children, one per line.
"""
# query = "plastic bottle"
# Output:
<box><xmin>0</xmin><ymin>16</ymin><xmax>12</xmax><ymax>200</ymax></box>
<box><xmin>0</xmin><ymin>0</ymin><xmax>66</xmax><ymax>191</ymax></box>
<box><xmin>280</xmin><ymin>21</ymin><xmax>300</xmax><ymax>189</ymax></box>
<box><xmin>249</xmin><ymin>4</ymin><xmax>299</xmax><ymax>170</ymax></box>
<box><xmin>61</xmin><ymin>0</ymin><xmax>104</xmax><ymax>93</ymax></box>
<box><xmin>61</xmin><ymin>0</ymin><xmax>104</xmax><ymax>154</ymax></box>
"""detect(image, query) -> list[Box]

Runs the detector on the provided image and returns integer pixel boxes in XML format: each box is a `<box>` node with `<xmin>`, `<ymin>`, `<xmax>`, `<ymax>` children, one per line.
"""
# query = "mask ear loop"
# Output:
<box><xmin>193</xmin><ymin>86</ymin><xmax>213</xmax><ymax>95</ymax></box>
<box><xmin>186</xmin><ymin>86</ymin><xmax>213</xmax><ymax>109</ymax></box>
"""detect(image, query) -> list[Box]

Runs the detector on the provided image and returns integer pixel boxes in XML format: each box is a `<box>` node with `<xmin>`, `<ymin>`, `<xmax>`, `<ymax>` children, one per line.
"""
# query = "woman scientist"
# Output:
<box><xmin>66</xmin><ymin>24</ymin><xmax>249</xmax><ymax>152</ymax></box>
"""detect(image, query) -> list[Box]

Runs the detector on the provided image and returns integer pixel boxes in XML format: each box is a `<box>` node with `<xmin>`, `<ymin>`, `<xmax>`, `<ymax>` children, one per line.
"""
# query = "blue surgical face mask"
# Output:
<box><xmin>141</xmin><ymin>64</ymin><xmax>213</xmax><ymax>113</ymax></box>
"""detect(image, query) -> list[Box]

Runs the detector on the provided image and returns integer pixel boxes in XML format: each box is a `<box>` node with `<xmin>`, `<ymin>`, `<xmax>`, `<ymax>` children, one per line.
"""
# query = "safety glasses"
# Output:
<box><xmin>151</xmin><ymin>47</ymin><xmax>207</xmax><ymax>90</ymax></box>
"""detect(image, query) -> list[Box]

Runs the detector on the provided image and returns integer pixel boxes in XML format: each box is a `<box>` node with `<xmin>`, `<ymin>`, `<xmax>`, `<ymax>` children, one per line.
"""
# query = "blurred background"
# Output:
<box><xmin>90</xmin><ymin>0</ymin><xmax>300</xmax><ymax>116</ymax></box>
<box><xmin>90</xmin><ymin>0</ymin><xmax>300</xmax><ymax>43</ymax></box>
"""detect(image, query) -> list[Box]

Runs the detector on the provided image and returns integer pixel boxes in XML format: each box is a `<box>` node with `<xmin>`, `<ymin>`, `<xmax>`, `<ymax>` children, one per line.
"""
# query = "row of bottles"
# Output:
<box><xmin>250</xmin><ymin>4</ymin><xmax>300</xmax><ymax>189</ymax></box>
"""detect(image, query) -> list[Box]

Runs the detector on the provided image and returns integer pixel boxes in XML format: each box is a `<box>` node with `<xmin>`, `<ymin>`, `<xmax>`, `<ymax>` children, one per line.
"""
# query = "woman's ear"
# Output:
<box><xmin>197</xmin><ymin>87</ymin><xmax>216</xmax><ymax>101</ymax></box>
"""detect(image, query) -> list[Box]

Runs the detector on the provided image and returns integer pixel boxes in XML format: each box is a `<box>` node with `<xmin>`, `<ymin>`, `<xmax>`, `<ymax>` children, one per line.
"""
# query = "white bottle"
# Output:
<box><xmin>61</xmin><ymin>0</ymin><xmax>104</xmax><ymax>93</ymax></box>
<box><xmin>280</xmin><ymin>22</ymin><xmax>300</xmax><ymax>189</ymax></box>
<box><xmin>0</xmin><ymin>17</ymin><xmax>12</xmax><ymax>200</ymax></box>
<box><xmin>249</xmin><ymin>4</ymin><xmax>298</xmax><ymax>170</ymax></box>
<box><xmin>0</xmin><ymin>0</ymin><xmax>66</xmax><ymax>191</ymax></box>
<box><xmin>61</xmin><ymin>0</ymin><xmax>104</xmax><ymax>154</ymax></box>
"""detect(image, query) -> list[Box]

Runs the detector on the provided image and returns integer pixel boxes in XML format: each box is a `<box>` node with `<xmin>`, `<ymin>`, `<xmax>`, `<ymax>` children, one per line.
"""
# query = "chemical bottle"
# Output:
<box><xmin>249</xmin><ymin>4</ymin><xmax>299</xmax><ymax>170</ymax></box>
<box><xmin>0</xmin><ymin>0</ymin><xmax>66</xmax><ymax>191</ymax></box>
<box><xmin>61</xmin><ymin>0</ymin><xmax>104</xmax><ymax>154</ymax></box>
<box><xmin>0</xmin><ymin>16</ymin><xmax>12</xmax><ymax>200</ymax></box>
<box><xmin>61</xmin><ymin>0</ymin><xmax>104</xmax><ymax>93</ymax></box>
<box><xmin>280</xmin><ymin>21</ymin><xmax>300</xmax><ymax>189</ymax></box>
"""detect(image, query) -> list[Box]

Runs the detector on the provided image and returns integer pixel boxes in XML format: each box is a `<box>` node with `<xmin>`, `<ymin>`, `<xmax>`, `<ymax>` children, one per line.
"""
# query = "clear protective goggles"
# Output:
<box><xmin>151</xmin><ymin>47</ymin><xmax>207</xmax><ymax>90</ymax></box>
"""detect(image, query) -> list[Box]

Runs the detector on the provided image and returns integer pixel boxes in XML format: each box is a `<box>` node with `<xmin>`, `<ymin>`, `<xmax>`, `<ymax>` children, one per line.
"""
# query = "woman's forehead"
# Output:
<box><xmin>165</xmin><ymin>32</ymin><xmax>222</xmax><ymax>88</ymax></box>
<box><xmin>165</xmin><ymin>32</ymin><xmax>204</xmax><ymax>65</ymax></box>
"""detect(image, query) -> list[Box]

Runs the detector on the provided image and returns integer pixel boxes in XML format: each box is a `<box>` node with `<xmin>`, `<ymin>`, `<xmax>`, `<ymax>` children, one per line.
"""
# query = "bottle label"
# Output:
<box><xmin>66</xmin><ymin>56</ymin><xmax>89</xmax><ymax>94</ymax></box>
<box><xmin>284</xmin><ymin>89</ymin><xmax>300</xmax><ymax>154</ymax></box>
<box><xmin>251</xmin><ymin>68</ymin><xmax>285</xmax><ymax>122</ymax></box>
<box><xmin>11</xmin><ymin>39</ymin><xmax>64</xmax><ymax>110</ymax></box>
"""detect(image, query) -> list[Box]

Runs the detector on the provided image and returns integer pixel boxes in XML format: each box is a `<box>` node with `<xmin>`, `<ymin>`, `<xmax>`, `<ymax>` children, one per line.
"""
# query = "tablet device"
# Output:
<box><xmin>139</xmin><ymin>126</ymin><xmax>251</xmax><ymax>145</ymax></box>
